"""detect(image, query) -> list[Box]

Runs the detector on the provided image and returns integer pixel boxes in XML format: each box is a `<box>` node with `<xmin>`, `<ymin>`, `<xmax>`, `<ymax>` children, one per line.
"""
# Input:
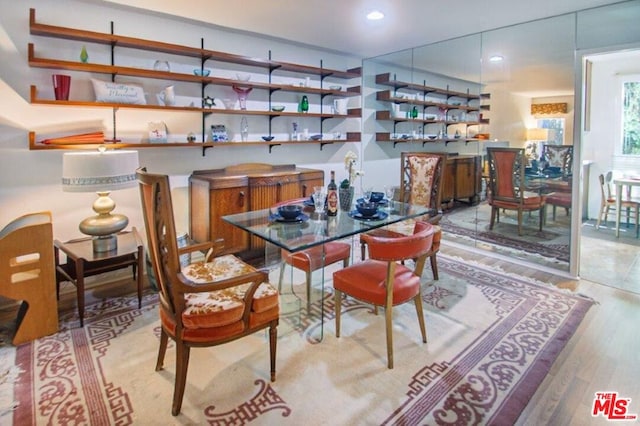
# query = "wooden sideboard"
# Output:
<box><xmin>189</xmin><ymin>163</ymin><xmax>324</xmax><ymax>258</ymax></box>
<box><xmin>442</xmin><ymin>155</ymin><xmax>482</xmax><ymax>208</ymax></box>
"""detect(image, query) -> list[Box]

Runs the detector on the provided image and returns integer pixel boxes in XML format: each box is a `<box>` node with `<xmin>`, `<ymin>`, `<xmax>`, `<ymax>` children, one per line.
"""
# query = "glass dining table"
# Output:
<box><xmin>223</xmin><ymin>200</ymin><xmax>432</xmax><ymax>341</ymax></box>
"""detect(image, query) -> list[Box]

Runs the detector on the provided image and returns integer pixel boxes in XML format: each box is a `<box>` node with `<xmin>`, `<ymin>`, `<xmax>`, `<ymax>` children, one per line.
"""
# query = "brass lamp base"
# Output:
<box><xmin>92</xmin><ymin>234</ymin><xmax>118</xmax><ymax>253</ymax></box>
<box><xmin>78</xmin><ymin>191</ymin><xmax>129</xmax><ymax>253</ymax></box>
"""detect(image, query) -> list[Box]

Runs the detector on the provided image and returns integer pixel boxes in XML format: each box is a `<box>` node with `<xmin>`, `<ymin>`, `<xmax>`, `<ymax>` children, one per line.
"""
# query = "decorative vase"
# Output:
<box><xmin>232</xmin><ymin>85</ymin><xmax>252</xmax><ymax>110</ymax></box>
<box><xmin>339</xmin><ymin>186</ymin><xmax>354</xmax><ymax>211</ymax></box>
<box><xmin>299</xmin><ymin>95</ymin><xmax>309</xmax><ymax>113</ymax></box>
<box><xmin>80</xmin><ymin>45</ymin><xmax>89</xmax><ymax>63</ymax></box>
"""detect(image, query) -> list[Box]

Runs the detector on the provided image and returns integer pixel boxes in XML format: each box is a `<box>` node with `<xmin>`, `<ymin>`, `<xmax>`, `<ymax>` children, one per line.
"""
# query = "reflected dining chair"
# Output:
<box><xmin>275</xmin><ymin>198</ymin><xmax>351</xmax><ymax>310</ymax></box>
<box><xmin>541</xmin><ymin>144</ymin><xmax>574</xmax><ymax>179</ymax></box>
<box><xmin>137</xmin><ymin>168</ymin><xmax>279</xmax><ymax>416</ymax></box>
<box><xmin>486</xmin><ymin>147</ymin><xmax>547</xmax><ymax>236</ymax></box>
<box><xmin>359</xmin><ymin>152</ymin><xmax>445</xmax><ymax>280</ymax></box>
<box><xmin>334</xmin><ymin>221</ymin><xmax>435</xmax><ymax>369</ymax></box>
<box><xmin>596</xmin><ymin>172</ymin><xmax>640</xmax><ymax>236</ymax></box>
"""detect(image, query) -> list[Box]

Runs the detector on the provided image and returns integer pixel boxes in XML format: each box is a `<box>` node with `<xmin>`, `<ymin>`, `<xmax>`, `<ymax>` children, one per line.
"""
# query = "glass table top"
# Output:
<box><xmin>222</xmin><ymin>201</ymin><xmax>433</xmax><ymax>253</ymax></box>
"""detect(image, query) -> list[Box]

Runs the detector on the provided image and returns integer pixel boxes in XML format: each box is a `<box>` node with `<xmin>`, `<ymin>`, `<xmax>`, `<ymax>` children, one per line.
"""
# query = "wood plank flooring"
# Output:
<box><xmin>444</xmin><ymin>245</ymin><xmax>640</xmax><ymax>425</ymax></box>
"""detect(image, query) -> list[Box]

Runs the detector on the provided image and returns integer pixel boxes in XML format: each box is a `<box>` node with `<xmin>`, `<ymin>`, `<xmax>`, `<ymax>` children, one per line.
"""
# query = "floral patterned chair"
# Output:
<box><xmin>137</xmin><ymin>168</ymin><xmax>279</xmax><ymax>416</ymax></box>
<box><xmin>359</xmin><ymin>152</ymin><xmax>445</xmax><ymax>279</ymax></box>
<box><xmin>542</xmin><ymin>144</ymin><xmax>573</xmax><ymax>179</ymax></box>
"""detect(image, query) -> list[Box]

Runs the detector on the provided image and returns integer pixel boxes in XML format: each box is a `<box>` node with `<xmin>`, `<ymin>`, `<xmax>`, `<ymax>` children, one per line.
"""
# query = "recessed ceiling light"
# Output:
<box><xmin>489</xmin><ymin>55</ymin><xmax>504</xmax><ymax>62</ymax></box>
<box><xmin>366</xmin><ymin>10</ymin><xmax>385</xmax><ymax>20</ymax></box>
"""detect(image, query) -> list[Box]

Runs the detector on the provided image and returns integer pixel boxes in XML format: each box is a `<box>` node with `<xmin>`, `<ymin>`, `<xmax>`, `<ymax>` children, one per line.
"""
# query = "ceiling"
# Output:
<box><xmin>101</xmin><ymin>0</ymin><xmax>624</xmax><ymax>58</ymax></box>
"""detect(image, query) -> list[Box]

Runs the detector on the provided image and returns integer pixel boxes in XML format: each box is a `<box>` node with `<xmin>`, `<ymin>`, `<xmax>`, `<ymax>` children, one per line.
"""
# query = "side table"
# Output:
<box><xmin>54</xmin><ymin>228</ymin><xmax>144</xmax><ymax>326</ymax></box>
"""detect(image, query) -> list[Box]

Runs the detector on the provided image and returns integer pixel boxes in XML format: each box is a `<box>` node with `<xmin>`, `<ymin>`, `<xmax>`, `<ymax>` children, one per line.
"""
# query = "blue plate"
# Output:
<box><xmin>348</xmin><ymin>210</ymin><xmax>389</xmax><ymax>221</ymax></box>
<box><xmin>269</xmin><ymin>213</ymin><xmax>309</xmax><ymax>223</ymax></box>
<box><xmin>356</xmin><ymin>198</ymin><xmax>389</xmax><ymax>205</ymax></box>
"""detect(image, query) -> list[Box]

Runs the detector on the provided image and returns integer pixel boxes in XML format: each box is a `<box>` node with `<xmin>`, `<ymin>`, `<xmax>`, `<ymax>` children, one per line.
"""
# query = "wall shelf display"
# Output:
<box><xmin>27</xmin><ymin>8</ymin><xmax>362</xmax><ymax>154</ymax></box>
<box><xmin>373</xmin><ymin>73</ymin><xmax>489</xmax><ymax>147</ymax></box>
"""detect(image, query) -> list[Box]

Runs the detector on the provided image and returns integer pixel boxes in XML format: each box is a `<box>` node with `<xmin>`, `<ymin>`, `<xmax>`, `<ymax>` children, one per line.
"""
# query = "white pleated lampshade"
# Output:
<box><xmin>62</xmin><ymin>150</ymin><xmax>139</xmax><ymax>193</ymax></box>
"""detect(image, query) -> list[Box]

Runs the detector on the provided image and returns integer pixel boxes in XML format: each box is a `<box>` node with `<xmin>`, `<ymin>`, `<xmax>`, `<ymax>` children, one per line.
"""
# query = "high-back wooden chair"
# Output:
<box><xmin>359</xmin><ymin>152</ymin><xmax>445</xmax><ymax>279</ymax></box>
<box><xmin>334</xmin><ymin>221</ymin><xmax>435</xmax><ymax>369</ymax></box>
<box><xmin>486</xmin><ymin>147</ymin><xmax>546</xmax><ymax>236</ymax></box>
<box><xmin>541</xmin><ymin>144</ymin><xmax>573</xmax><ymax>178</ymax></box>
<box><xmin>0</xmin><ymin>211</ymin><xmax>58</xmax><ymax>345</ymax></box>
<box><xmin>137</xmin><ymin>168</ymin><xmax>279</xmax><ymax>416</ymax></box>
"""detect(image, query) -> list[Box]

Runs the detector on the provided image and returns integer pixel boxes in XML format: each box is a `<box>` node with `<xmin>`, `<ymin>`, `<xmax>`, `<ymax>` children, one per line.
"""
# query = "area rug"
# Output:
<box><xmin>440</xmin><ymin>202</ymin><xmax>570</xmax><ymax>266</ymax></box>
<box><xmin>4</xmin><ymin>255</ymin><xmax>593</xmax><ymax>425</ymax></box>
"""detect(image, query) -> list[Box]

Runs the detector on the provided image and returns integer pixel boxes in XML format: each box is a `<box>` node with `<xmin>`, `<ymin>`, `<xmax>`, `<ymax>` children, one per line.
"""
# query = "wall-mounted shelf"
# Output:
<box><xmin>374</xmin><ymin>73</ymin><xmax>490</xmax><ymax>144</ymax></box>
<box><xmin>27</xmin><ymin>8</ymin><xmax>362</xmax><ymax>155</ymax></box>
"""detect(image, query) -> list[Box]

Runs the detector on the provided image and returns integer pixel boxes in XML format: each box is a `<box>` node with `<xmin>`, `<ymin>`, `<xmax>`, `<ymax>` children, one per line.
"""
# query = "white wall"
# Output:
<box><xmin>0</xmin><ymin>0</ymin><xmax>365</xmax><ymax>241</ymax></box>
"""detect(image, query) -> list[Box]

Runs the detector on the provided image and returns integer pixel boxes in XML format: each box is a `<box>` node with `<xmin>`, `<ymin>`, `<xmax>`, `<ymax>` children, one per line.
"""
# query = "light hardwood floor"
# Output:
<box><xmin>444</xmin><ymin>245</ymin><xmax>640</xmax><ymax>425</ymax></box>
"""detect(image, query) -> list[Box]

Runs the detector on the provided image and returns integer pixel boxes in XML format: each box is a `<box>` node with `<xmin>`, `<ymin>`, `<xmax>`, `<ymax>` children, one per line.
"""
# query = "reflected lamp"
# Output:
<box><xmin>62</xmin><ymin>148</ymin><xmax>139</xmax><ymax>253</ymax></box>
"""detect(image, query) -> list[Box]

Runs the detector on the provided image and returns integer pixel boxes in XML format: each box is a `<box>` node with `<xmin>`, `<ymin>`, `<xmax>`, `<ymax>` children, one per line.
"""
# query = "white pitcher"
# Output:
<box><xmin>156</xmin><ymin>85</ymin><xmax>175</xmax><ymax>106</ymax></box>
<box><xmin>333</xmin><ymin>98</ymin><xmax>348</xmax><ymax>115</ymax></box>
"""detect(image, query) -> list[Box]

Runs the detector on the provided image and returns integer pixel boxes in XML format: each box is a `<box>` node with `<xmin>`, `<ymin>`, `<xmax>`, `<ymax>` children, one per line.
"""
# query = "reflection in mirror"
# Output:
<box><xmin>363</xmin><ymin>14</ymin><xmax>576</xmax><ymax>273</ymax></box>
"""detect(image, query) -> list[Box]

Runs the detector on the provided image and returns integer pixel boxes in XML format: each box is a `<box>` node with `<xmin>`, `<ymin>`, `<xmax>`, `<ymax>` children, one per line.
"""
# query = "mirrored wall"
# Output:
<box><xmin>362</xmin><ymin>12</ymin><xmax>579</xmax><ymax>274</ymax></box>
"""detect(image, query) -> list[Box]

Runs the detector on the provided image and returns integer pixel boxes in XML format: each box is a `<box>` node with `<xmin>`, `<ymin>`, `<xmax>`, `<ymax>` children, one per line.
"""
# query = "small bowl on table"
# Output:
<box><xmin>278</xmin><ymin>204</ymin><xmax>303</xmax><ymax>220</ymax></box>
<box><xmin>369</xmin><ymin>192</ymin><xmax>384</xmax><ymax>203</ymax></box>
<box><xmin>356</xmin><ymin>202</ymin><xmax>378</xmax><ymax>217</ymax></box>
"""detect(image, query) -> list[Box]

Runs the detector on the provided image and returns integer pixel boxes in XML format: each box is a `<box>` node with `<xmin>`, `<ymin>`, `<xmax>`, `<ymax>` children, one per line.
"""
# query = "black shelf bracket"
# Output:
<box><xmin>268</xmin><ymin>143</ymin><xmax>281</xmax><ymax>153</ymax></box>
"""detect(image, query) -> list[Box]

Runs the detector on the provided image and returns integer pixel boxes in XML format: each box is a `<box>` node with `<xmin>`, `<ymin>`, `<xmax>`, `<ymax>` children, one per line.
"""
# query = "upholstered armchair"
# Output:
<box><xmin>541</xmin><ymin>144</ymin><xmax>573</xmax><ymax>179</ymax></box>
<box><xmin>486</xmin><ymin>147</ymin><xmax>546</xmax><ymax>235</ymax></box>
<box><xmin>359</xmin><ymin>152</ymin><xmax>445</xmax><ymax>279</ymax></box>
<box><xmin>334</xmin><ymin>221</ymin><xmax>435</xmax><ymax>369</ymax></box>
<box><xmin>137</xmin><ymin>168</ymin><xmax>279</xmax><ymax>416</ymax></box>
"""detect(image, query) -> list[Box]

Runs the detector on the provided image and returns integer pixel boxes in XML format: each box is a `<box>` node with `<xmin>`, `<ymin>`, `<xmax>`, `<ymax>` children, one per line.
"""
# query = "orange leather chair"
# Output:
<box><xmin>137</xmin><ymin>168</ymin><xmax>279</xmax><ymax>416</ymax></box>
<box><xmin>275</xmin><ymin>198</ymin><xmax>351</xmax><ymax>309</ymax></box>
<box><xmin>333</xmin><ymin>221</ymin><xmax>435</xmax><ymax>369</ymax></box>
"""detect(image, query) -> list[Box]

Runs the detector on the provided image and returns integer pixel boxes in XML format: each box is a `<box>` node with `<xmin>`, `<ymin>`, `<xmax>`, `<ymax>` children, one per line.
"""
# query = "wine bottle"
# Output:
<box><xmin>327</xmin><ymin>170</ymin><xmax>338</xmax><ymax>216</ymax></box>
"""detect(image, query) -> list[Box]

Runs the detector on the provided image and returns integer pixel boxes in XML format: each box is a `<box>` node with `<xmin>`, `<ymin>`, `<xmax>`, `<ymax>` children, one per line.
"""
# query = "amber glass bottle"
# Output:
<box><xmin>327</xmin><ymin>170</ymin><xmax>338</xmax><ymax>216</ymax></box>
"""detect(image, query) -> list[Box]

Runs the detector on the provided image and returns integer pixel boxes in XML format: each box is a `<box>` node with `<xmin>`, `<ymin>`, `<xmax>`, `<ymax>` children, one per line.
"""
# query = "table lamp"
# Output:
<box><xmin>62</xmin><ymin>148</ymin><xmax>139</xmax><ymax>253</ymax></box>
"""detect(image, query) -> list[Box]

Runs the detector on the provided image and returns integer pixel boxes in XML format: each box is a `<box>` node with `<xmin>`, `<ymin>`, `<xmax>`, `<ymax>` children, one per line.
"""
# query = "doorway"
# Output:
<box><xmin>578</xmin><ymin>48</ymin><xmax>640</xmax><ymax>294</ymax></box>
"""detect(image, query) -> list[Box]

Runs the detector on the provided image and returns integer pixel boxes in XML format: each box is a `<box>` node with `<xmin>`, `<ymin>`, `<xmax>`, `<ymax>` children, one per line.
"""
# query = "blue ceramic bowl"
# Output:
<box><xmin>193</xmin><ymin>69</ymin><xmax>211</xmax><ymax>77</ymax></box>
<box><xmin>278</xmin><ymin>204</ymin><xmax>303</xmax><ymax>220</ymax></box>
<box><xmin>369</xmin><ymin>192</ymin><xmax>384</xmax><ymax>203</ymax></box>
<box><xmin>356</xmin><ymin>202</ymin><xmax>378</xmax><ymax>217</ymax></box>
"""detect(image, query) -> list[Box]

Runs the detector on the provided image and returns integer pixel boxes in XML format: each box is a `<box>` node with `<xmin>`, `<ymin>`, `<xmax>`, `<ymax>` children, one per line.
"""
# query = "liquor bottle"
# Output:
<box><xmin>300</xmin><ymin>95</ymin><xmax>309</xmax><ymax>113</ymax></box>
<box><xmin>327</xmin><ymin>170</ymin><xmax>338</xmax><ymax>216</ymax></box>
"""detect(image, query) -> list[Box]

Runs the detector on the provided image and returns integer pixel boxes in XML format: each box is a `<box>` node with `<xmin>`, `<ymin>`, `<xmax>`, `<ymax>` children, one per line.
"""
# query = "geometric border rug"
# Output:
<box><xmin>7</xmin><ymin>254</ymin><xmax>593</xmax><ymax>425</ymax></box>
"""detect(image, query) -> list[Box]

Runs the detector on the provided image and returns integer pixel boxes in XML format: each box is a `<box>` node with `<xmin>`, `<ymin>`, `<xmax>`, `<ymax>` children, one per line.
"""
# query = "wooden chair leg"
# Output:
<box><xmin>429</xmin><ymin>253</ymin><xmax>439</xmax><ymax>280</ymax></box>
<box><xmin>334</xmin><ymin>289</ymin><xmax>342</xmax><ymax>338</ymax></box>
<box><xmin>385</xmin><ymin>302</ymin><xmax>394</xmax><ymax>369</ymax></box>
<box><xmin>414</xmin><ymin>293</ymin><xmax>427</xmax><ymax>344</ymax></box>
<box><xmin>156</xmin><ymin>328</ymin><xmax>169</xmax><ymax>371</ymax></box>
<box><xmin>172</xmin><ymin>344</ymin><xmax>190</xmax><ymax>416</ymax></box>
<box><xmin>517</xmin><ymin>210</ymin><xmax>523</xmax><ymax>235</ymax></box>
<box><xmin>490</xmin><ymin>206</ymin><xmax>497</xmax><ymax>229</ymax></box>
<box><xmin>269</xmin><ymin>321</ymin><xmax>277</xmax><ymax>382</ymax></box>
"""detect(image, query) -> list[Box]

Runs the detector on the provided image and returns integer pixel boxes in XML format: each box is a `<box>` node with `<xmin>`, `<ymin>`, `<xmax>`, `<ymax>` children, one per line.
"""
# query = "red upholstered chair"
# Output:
<box><xmin>545</xmin><ymin>191</ymin><xmax>572</xmax><ymax>221</ymax></box>
<box><xmin>137</xmin><ymin>168</ymin><xmax>279</xmax><ymax>416</ymax></box>
<box><xmin>359</xmin><ymin>152</ymin><xmax>445</xmax><ymax>280</ymax></box>
<box><xmin>486</xmin><ymin>147</ymin><xmax>546</xmax><ymax>235</ymax></box>
<box><xmin>275</xmin><ymin>198</ymin><xmax>351</xmax><ymax>309</ymax></box>
<box><xmin>334</xmin><ymin>221</ymin><xmax>435</xmax><ymax>369</ymax></box>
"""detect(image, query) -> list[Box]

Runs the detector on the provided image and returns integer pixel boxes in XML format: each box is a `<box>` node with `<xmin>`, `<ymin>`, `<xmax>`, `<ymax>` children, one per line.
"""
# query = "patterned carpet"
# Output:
<box><xmin>440</xmin><ymin>202</ymin><xmax>570</xmax><ymax>267</ymax></box>
<box><xmin>3</xmin><ymin>254</ymin><xmax>593</xmax><ymax>425</ymax></box>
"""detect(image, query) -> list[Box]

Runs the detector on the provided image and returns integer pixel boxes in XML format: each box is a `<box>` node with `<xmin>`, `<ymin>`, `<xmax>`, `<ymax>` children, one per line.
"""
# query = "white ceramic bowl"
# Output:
<box><xmin>236</xmin><ymin>73</ymin><xmax>251</xmax><ymax>82</ymax></box>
